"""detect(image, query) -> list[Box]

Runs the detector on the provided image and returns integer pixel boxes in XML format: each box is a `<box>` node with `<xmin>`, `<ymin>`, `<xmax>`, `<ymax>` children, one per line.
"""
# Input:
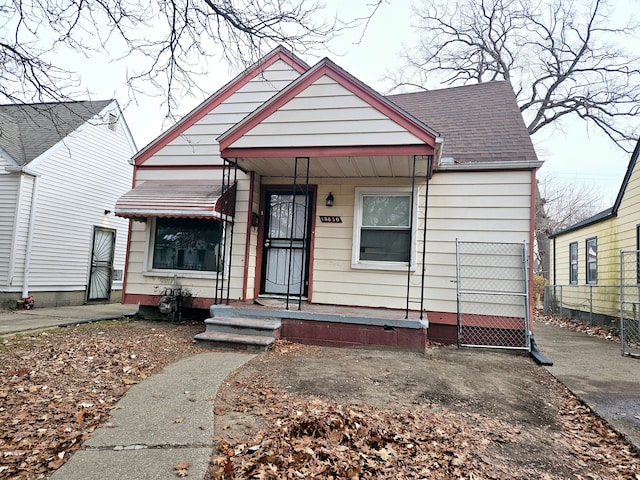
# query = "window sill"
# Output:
<box><xmin>351</xmin><ymin>261</ymin><xmax>416</xmax><ymax>272</ymax></box>
<box><xmin>143</xmin><ymin>270</ymin><xmax>222</xmax><ymax>280</ymax></box>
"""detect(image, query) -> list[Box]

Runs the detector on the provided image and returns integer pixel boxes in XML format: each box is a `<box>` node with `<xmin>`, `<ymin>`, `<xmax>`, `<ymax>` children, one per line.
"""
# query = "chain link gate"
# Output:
<box><xmin>620</xmin><ymin>250</ymin><xmax>640</xmax><ymax>358</ymax></box>
<box><xmin>456</xmin><ymin>240</ymin><xmax>531</xmax><ymax>350</ymax></box>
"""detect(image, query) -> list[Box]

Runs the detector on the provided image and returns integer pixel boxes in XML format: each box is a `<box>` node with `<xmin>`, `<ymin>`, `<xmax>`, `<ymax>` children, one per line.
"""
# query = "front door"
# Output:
<box><xmin>261</xmin><ymin>191</ymin><xmax>312</xmax><ymax>297</ymax></box>
<box><xmin>87</xmin><ymin>227</ymin><xmax>115</xmax><ymax>301</ymax></box>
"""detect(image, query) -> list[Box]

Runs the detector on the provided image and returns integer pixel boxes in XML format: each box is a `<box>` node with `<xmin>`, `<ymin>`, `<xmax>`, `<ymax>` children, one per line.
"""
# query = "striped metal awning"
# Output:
<box><xmin>114</xmin><ymin>180</ymin><xmax>234</xmax><ymax>220</ymax></box>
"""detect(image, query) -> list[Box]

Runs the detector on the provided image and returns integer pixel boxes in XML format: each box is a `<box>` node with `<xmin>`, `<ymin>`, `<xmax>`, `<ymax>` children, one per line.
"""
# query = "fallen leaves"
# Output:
<box><xmin>174</xmin><ymin>461</ymin><xmax>190</xmax><ymax>477</ymax></box>
<box><xmin>212</xmin><ymin>338</ymin><xmax>640</xmax><ymax>479</ymax></box>
<box><xmin>535</xmin><ymin>309</ymin><xmax>621</xmax><ymax>342</ymax></box>
<box><xmin>0</xmin><ymin>320</ymin><xmax>201</xmax><ymax>480</ymax></box>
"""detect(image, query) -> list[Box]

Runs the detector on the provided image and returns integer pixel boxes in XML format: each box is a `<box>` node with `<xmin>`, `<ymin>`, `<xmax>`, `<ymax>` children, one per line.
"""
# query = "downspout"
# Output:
<box><xmin>21</xmin><ymin>171</ymin><xmax>40</xmax><ymax>299</ymax></box>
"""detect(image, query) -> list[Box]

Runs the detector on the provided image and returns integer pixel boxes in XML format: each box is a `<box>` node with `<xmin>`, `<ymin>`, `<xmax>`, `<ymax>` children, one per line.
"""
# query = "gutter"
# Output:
<box><xmin>436</xmin><ymin>160</ymin><xmax>544</xmax><ymax>171</ymax></box>
<box><xmin>5</xmin><ymin>166</ymin><xmax>41</xmax><ymax>299</ymax></box>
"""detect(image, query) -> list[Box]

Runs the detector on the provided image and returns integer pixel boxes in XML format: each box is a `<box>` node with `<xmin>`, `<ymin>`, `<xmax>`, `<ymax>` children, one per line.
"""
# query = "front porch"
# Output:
<box><xmin>195</xmin><ymin>301</ymin><xmax>433</xmax><ymax>352</ymax></box>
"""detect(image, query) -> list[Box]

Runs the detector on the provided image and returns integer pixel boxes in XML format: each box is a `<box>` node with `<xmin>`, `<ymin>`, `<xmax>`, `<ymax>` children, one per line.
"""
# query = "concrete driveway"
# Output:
<box><xmin>0</xmin><ymin>303</ymin><xmax>138</xmax><ymax>336</ymax></box>
<box><xmin>533</xmin><ymin>320</ymin><xmax>640</xmax><ymax>451</ymax></box>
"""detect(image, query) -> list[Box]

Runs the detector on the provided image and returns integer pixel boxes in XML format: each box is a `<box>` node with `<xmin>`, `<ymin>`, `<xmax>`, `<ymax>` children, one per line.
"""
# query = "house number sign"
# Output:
<box><xmin>320</xmin><ymin>216</ymin><xmax>342</xmax><ymax>223</ymax></box>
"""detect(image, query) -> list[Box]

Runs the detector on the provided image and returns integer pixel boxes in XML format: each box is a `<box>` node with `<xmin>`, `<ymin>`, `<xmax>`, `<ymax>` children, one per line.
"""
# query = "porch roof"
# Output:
<box><xmin>232</xmin><ymin>152</ymin><xmax>431</xmax><ymax>178</ymax></box>
<box><xmin>218</xmin><ymin>58</ymin><xmax>439</xmax><ymax>178</ymax></box>
<box><xmin>114</xmin><ymin>180</ymin><xmax>233</xmax><ymax>220</ymax></box>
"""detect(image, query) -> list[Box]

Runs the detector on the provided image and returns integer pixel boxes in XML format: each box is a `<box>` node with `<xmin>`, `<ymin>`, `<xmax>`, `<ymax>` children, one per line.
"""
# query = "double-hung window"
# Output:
<box><xmin>151</xmin><ymin>217</ymin><xmax>222</xmax><ymax>272</ymax></box>
<box><xmin>569</xmin><ymin>242</ymin><xmax>578</xmax><ymax>284</ymax></box>
<box><xmin>586</xmin><ymin>237</ymin><xmax>597</xmax><ymax>284</ymax></box>
<box><xmin>352</xmin><ymin>187</ymin><xmax>416</xmax><ymax>270</ymax></box>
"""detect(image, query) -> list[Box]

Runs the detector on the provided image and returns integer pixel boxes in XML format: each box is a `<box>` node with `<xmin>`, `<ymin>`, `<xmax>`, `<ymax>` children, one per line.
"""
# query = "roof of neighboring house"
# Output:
<box><xmin>387</xmin><ymin>81</ymin><xmax>537</xmax><ymax>164</ymax></box>
<box><xmin>549</xmin><ymin>137</ymin><xmax>640</xmax><ymax>238</ymax></box>
<box><xmin>0</xmin><ymin>100</ymin><xmax>112</xmax><ymax>166</ymax></box>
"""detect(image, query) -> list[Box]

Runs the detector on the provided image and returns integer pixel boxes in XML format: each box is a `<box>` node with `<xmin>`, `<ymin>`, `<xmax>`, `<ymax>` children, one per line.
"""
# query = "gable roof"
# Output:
<box><xmin>133</xmin><ymin>46</ymin><xmax>309</xmax><ymax>165</ymax></box>
<box><xmin>0</xmin><ymin>100</ymin><xmax>112</xmax><ymax>165</ymax></box>
<box><xmin>387</xmin><ymin>81</ymin><xmax>537</xmax><ymax>164</ymax></box>
<box><xmin>218</xmin><ymin>57</ymin><xmax>440</xmax><ymax>158</ymax></box>
<box><xmin>549</xmin><ymin>137</ymin><xmax>640</xmax><ymax>238</ymax></box>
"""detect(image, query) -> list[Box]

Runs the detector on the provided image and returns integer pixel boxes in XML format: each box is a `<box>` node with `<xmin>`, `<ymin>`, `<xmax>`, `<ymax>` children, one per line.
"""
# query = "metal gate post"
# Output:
<box><xmin>620</xmin><ymin>250</ymin><xmax>625</xmax><ymax>356</ymax></box>
<box><xmin>455</xmin><ymin>238</ymin><xmax>461</xmax><ymax>348</ymax></box>
<box><xmin>589</xmin><ymin>285</ymin><xmax>593</xmax><ymax>325</ymax></box>
<box><xmin>523</xmin><ymin>241</ymin><xmax>531</xmax><ymax>352</ymax></box>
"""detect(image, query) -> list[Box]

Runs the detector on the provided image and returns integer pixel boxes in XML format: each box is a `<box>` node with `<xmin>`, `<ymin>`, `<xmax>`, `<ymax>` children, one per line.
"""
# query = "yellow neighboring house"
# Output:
<box><xmin>549</xmin><ymin>138</ymin><xmax>640</xmax><ymax>324</ymax></box>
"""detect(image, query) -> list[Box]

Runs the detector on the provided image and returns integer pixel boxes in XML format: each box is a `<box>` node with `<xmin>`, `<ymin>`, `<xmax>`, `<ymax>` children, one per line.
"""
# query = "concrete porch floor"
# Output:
<box><xmin>207</xmin><ymin>300</ymin><xmax>431</xmax><ymax>351</ymax></box>
<box><xmin>211</xmin><ymin>299</ymin><xmax>429</xmax><ymax>328</ymax></box>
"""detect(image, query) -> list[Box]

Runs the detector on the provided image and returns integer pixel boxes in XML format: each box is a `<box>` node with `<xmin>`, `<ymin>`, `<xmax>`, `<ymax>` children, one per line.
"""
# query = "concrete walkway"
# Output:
<box><xmin>49</xmin><ymin>351</ymin><xmax>254</xmax><ymax>480</ymax></box>
<box><xmin>533</xmin><ymin>320</ymin><xmax>640</xmax><ymax>451</ymax></box>
<box><xmin>0</xmin><ymin>303</ymin><xmax>255</xmax><ymax>480</ymax></box>
<box><xmin>0</xmin><ymin>303</ymin><xmax>137</xmax><ymax>336</ymax></box>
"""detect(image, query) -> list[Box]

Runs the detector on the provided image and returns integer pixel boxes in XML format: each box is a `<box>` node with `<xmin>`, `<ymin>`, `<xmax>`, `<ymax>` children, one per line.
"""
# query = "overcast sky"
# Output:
<box><xmin>75</xmin><ymin>0</ymin><xmax>634</xmax><ymax>205</ymax></box>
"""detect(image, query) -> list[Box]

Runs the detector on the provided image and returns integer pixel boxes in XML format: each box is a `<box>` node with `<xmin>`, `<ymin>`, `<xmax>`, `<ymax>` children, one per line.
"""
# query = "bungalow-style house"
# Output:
<box><xmin>0</xmin><ymin>100</ymin><xmax>136</xmax><ymax>309</ymax></box>
<box><xmin>548</xmin><ymin>138</ymin><xmax>640</xmax><ymax>325</ymax></box>
<box><xmin>116</xmin><ymin>47</ymin><xmax>541</xmax><ymax>350</ymax></box>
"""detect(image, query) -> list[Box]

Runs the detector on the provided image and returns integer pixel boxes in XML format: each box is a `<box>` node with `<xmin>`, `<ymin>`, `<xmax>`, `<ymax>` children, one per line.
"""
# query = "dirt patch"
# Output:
<box><xmin>213</xmin><ymin>342</ymin><xmax>639</xmax><ymax>479</ymax></box>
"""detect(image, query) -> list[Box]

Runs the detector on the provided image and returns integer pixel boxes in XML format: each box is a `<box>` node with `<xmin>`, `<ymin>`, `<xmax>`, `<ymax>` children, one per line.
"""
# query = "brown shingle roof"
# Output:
<box><xmin>0</xmin><ymin>100</ymin><xmax>112</xmax><ymax>166</ymax></box>
<box><xmin>386</xmin><ymin>81</ymin><xmax>538</xmax><ymax>164</ymax></box>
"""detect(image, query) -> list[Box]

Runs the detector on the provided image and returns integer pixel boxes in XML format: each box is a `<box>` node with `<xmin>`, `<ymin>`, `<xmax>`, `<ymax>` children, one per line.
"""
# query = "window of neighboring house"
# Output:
<box><xmin>586</xmin><ymin>237</ymin><xmax>597</xmax><ymax>284</ymax></box>
<box><xmin>352</xmin><ymin>187</ymin><xmax>415</xmax><ymax>270</ymax></box>
<box><xmin>151</xmin><ymin>217</ymin><xmax>222</xmax><ymax>271</ymax></box>
<box><xmin>569</xmin><ymin>242</ymin><xmax>578</xmax><ymax>284</ymax></box>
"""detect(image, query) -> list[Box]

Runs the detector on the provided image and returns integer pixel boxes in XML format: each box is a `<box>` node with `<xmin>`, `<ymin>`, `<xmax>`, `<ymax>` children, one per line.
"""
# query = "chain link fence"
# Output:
<box><xmin>543</xmin><ymin>250</ymin><xmax>640</xmax><ymax>358</ymax></box>
<box><xmin>456</xmin><ymin>240</ymin><xmax>530</xmax><ymax>351</ymax></box>
<box><xmin>620</xmin><ymin>251</ymin><xmax>640</xmax><ymax>358</ymax></box>
<box><xmin>543</xmin><ymin>284</ymin><xmax>621</xmax><ymax>328</ymax></box>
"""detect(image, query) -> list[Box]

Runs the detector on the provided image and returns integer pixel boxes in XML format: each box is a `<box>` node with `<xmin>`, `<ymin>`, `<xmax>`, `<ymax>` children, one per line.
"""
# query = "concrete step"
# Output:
<box><xmin>204</xmin><ymin>317</ymin><xmax>281</xmax><ymax>337</ymax></box>
<box><xmin>193</xmin><ymin>331</ymin><xmax>275</xmax><ymax>352</ymax></box>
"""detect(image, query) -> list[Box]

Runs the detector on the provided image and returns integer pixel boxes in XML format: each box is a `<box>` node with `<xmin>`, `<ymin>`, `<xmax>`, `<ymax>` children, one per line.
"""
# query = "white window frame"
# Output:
<box><xmin>569</xmin><ymin>241</ymin><xmax>578</xmax><ymax>284</ymax></box>
<box><xmin>142</xmin><ymin>217</ymin><xmax>226</xmax><ymax>279</ymax></box>
<box><xmin>351</xmin><ymin>186</ymin><xmax>417</xmax><ymax>271</ymax></box>
<box><xmin>586</xmin><ymin>236</ymin><xmax>597</xmax><ymax>284</ymax></box>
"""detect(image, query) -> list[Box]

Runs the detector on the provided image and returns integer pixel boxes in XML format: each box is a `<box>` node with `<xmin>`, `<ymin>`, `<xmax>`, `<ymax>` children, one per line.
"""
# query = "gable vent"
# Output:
<box><xmin>107</xmin><ymin>112</ymin><xmax>118</xmax><ymax>131</ymax></box>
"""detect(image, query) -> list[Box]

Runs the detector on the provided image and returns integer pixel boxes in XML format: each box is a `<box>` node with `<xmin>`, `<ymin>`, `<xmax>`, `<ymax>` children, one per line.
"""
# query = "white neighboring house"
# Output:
<box><xmin>0</xmin><ymin>100</ymin><xmax>136</xmax><ymax>309</ymax></box>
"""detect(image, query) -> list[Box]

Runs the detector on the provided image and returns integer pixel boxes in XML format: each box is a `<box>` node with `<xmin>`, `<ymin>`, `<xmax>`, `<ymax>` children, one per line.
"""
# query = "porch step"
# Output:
<box><xmin>194</xmin><ymin>331</ymin><xmax>275</xmax><ymax>352</ymax></box>
<box><xmin>194</xmin><ymin>317</ymin><xmax>281</xmax><ymax>352</ymax></box>
<box><xmin>203</xmin><ymin>317</ymin><xmax>281</xmax><ymax>337</ymax></box>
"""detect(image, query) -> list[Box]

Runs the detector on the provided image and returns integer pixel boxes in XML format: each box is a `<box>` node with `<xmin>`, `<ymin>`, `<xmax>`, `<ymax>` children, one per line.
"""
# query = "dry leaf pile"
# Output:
<box><xmin>0</xmin><ymin>320</ymin><xmax>201</xmax><ymax>479</ymax></box>
<box><xmin>535</xmin><ymin>310</ymin><xmax>620</xmax><ymax>342</ymax></box>
<box><xmin>211</xmin><ymin>342</ymin><xmax>640</xmax><ymax>479</ymax></box>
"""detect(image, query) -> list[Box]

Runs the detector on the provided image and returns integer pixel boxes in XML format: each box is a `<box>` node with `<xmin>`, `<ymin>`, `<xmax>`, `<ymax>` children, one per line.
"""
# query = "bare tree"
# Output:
<box><xmin>389</xmin><ymin>0</ymin><xmax>640</xmax><ymax>278</ymax></box>
<box><xmin>1</xmin><ymin>0</ymin><xmax>337</xmax><ymax>117</ymax></box>
<box><xmin>534</xmin><ymin>173</ymin><xmax>608</xmax><ymax>272</ymax></box>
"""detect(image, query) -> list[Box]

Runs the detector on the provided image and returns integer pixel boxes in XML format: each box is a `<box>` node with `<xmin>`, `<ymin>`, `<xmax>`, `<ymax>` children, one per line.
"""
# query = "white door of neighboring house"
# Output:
<box><xmin>261</xmin><ymin>191</ymin><xmax>312</xmax><ymax>297</ymax></box>
<box><xmin>87</xmin><ymin>227</ymin><xmax>115</xmax><ymax>301</ymax></box>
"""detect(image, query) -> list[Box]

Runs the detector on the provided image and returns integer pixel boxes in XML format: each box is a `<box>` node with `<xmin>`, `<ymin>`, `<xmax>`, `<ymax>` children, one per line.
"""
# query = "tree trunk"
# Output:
<box><xmin>535</xmin><ymin>182</ymin><xmax>551</xmax><ymax>281</ymax></box>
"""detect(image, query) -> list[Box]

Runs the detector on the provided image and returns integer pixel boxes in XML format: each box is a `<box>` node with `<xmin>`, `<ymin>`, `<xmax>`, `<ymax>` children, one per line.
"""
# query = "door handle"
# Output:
<box><xmin>265</xmin><ymin>239</ymin><xmax>271</xmax><ymax>247</ymax></box>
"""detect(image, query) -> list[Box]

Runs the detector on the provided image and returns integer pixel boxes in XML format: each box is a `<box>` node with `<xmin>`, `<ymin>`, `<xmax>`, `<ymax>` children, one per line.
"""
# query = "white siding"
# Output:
<box><xmin>124</xmin><ymin>169</ymin><xmax>252</xmax><ymax>303</ymax></box>
<box><xmin>308</xmin><ymin>171</ymin><xmax>532</xmax><ymax>312</ymax></box>
<box><xmin>142</xmin><ymin>60</ymin><xmax>301</xmax><ymax>167</ymax></box>
<box><xmin>0</xmin><ymin>173</ymin><xmax>19</xmax><ymax>286</ymax></box>
<box><xmin>230</xmin><ymin>75</ymin><xmax>424</xmax><ymax>148</ymax></box>
<box><xmin>125</xmin><ymin>60</ymin><xmax>302</xmax><ymax>303</ymax></box>
<box><xmin>8</xmin><ymin>175</ymin><xmax>35</xmax><ymax>289</ymax></box>
<box><xmin>24</xmin><ymin>108</ymin><xmax>134</xmax><ymax>292</ymax></box>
